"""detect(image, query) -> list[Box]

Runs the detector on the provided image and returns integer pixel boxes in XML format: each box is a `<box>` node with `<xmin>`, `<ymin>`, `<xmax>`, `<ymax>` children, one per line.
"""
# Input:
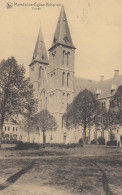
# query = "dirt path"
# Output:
<box><xmin>1</xmin><ymin>184</ymin><xmax>82</xmax><ymax>195</ymax></box>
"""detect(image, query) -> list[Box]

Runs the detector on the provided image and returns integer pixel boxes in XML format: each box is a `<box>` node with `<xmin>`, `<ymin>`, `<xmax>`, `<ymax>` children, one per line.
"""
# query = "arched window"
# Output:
<box><xmin>39</xmin><ymin>67</ymin><xmax>41</xmax><ymax>78</ymax></box>
<box><xmin>63</xmin><ymin>133</ymin><xmax>67</xmax><ymax>143</ymax></box>
<box><xmin>67</xmin><ymin>73</ymin><xmax>70</xmax><ymax>87</ymax></box>
<box><xmin>46</xmin><ymin>97</ymin><xmax>47</xmax><ymax>110</ymax></box>
<box><xmin>62</xmin><ymin>72</ymin><xmax>65</xmax><ymax>86</ymax></box>
<box><xmin>67</xmin><ymin>52</ymin><xmax>70</xmax><ymax>66</ymax></box>
<box><xmin>67</xmin><ymin>93</ymin><xmax>70</xmax><ymax>107</ymax></box>
<box><xmin>52</xmin><ymin>51</ymin><xmax>56</xmax><ymax>60</ymax></box>
<box><xmin>62</xmin><ymin>93</ymin><xmax>65</xmax><ymax>108</ymax></box>
<box><xmin>62</xmin><ymin>116</ymin><xmax>64</xmax><ymax>128</ymax></box>
<box><xmin>62</xmin><ymin>50</ymin><xmax>65</xmax><ymax>65</ymax></box>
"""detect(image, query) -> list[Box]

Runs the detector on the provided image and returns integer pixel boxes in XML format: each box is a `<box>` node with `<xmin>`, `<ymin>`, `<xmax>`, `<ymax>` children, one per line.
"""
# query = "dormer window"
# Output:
<box><xmin>111</xmin><ymin>85</ymin><xmax>117</xmax><ymax>93</ymax></box>
<box><xmin>96</xmin><ymin>89</ymin><xmax>101</xmax><ymax>95</ymax></box>
<box><xmin>96</xmin><ymin>89</ymin><xmax>101</xmax><ymax>98</ymax></box>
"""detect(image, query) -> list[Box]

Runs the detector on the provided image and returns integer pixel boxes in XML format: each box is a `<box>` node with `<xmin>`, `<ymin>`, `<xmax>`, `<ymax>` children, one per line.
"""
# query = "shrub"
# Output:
<box><xmin>83</xmin><ymin>137</ymin><xmax>89</xmax><ymax>144</ymax></box>
<box><xmin>97</xmin><ymin>136</ymin><xmax>105</xmax><ymax>145</ymax></box>
<box><xmin>107</xmin><ymin>140</ymin><xmax>117</xmax><ymax>146</ymax></box>
<box><xmin>16</xmin><ymin>142</ymin><xmax>40</xmax><ymax>150</ymax></box>
<box><xmin>15</xmin><ymin>142</ymin><xmax>83</xmax><ymax>150</ymax></box>
<box><xmin>79</xmin><ymin>138</ymin><xmax>83</xmax><ymax>145</ymax></box>
<box><xmin>91</xmin><ymin>139</ymin><xmax>97</xmax><ymax>145</ymax></box>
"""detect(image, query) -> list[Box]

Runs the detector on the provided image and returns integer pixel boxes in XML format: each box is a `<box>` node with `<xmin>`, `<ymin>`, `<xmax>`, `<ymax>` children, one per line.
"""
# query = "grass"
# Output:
<box><xmin>0</xmin><ymin>145</ymin><xmax>122</xmax><ymax>195</ymax></box>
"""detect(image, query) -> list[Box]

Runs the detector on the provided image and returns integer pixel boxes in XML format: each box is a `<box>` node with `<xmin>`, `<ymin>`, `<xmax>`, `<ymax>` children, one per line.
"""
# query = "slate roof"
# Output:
<box><xmin>30</xmin><ymin>26</ymin><xmax>49</xmax><ymax>65</ymax></box>
<box><xmin>74</xmin><ymin>77</ymin><xmax>97</xmax><ymax>95</ymax></box>
<box><xmin>96</xmin><ymin>75</ymin><xmax>122</xmax><ymax>99</ymax></box>
<box><xmin>49</xmin><ymin>5</ymin><xmax>75</xmax><ymax>51</ymax></box>
<box><xmin>74</xmin><ymin>73</ymin><xmax>122</xmax><ymax>99</ymax></box>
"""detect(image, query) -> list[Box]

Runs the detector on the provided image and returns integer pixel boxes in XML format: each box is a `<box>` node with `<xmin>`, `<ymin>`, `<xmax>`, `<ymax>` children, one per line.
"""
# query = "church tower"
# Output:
<box><xmin>29</xmin><ymin>26</ymin><xmax>49</xmax><ymax>100</ymax></box>
<box><xmin>48</xmin><ymin>5</ymin><xmax>76</xmax><ymax>143</ymax></box>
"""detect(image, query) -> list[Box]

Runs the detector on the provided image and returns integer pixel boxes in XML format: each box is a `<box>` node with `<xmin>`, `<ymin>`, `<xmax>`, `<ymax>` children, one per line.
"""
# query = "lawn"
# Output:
<box><xmin>0</xmin><ymin>145</ymin><xmax>122</xmax><ymax>195</ymax></box>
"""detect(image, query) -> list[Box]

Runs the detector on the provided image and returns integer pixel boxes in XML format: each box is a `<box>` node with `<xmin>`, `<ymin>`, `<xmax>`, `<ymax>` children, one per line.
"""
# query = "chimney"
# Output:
<box><xmin>114</xmin><ymin>70</ymin><xmax>119</xmax><ymax>78</ymax></box>
<box><xmin>88</xmin><ymin>80</ymin><xmax>92</xmax><ymax>83</ymax></box>
<box><xmin>100</xmin><ymin>76</ymin><xmax>104</xmax><ymax>82</ymax></box>
<box><xmin>88</xmin><ymin>80</ymin><xmax>92</xmax><ymax>89</ymax></box>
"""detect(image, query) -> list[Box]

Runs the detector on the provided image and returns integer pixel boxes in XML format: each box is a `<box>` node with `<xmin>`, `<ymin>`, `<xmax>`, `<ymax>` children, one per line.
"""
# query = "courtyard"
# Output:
<box><xmin>0</xmin><ymin>145</ymin><xmax>122</xmax><ymax>195</ymax></box>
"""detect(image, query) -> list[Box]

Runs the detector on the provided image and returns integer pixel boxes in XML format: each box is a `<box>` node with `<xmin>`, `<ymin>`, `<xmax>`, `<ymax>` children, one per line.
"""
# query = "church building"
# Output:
<box><xmin>29</xmin><ymin>5</ymin><xmax>122</xmax><ymax>144</ymax></box>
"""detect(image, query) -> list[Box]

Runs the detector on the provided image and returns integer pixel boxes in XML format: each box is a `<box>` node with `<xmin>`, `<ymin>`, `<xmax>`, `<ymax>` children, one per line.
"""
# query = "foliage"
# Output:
<box><xmin>64</xmin><ymin>89</ymin><xmax>100</xmax><ymax>138</ymax></box>
<box><xmin>0</xmin><ymin>57</ymin><xmax>36</xmax><ymax>146</ymax></box>
<box><xmin>83</xmin><ymin>136</ymin><xmax>89</xmax><ymax>144</ymax></box>
<box><xmin>97</xmin><ymin>136</ymin><xmax>105</xmax><ymax>145</ymax></box>
<box><xmin>33</xmin><ymin>110</ymin><xmax>57</xmax><ymax>144</ymax></box>
<box><xmin>15</xmin><ymin>142</ymin><xmax>83</xmax><ymax>150</ymax></box>
<box><xmin>109</xmin><ymin>85</ymin><xmax>122</xmax><ymax>127</ymax></box>
<box><xmin>91</xmin><ymin>139</ymin><xmax>97</xmax><ymax>145</ymax></box>
<box><xmin>79</xmin><ymin>138</ymin><xmax>83</xmax><ymax>145</ymax></box>
<box><xmin>107</xmin><ymin>140</ymin><xmax>117</xmax><ymax>146</ymax></box>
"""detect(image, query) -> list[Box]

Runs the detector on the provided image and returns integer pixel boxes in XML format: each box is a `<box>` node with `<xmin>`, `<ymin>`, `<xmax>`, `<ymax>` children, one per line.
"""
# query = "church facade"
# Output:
<box><xmin>29</xmin><ymin>6</ymin><xmax>122</xmax><ymax>144</ymax></box>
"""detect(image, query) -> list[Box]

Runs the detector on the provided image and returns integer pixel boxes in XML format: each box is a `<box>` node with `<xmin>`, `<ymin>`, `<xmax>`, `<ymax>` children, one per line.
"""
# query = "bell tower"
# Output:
<box><xmin>29</xmin><ymin>26</ymin><xmax>49</xmax><ymax>100</ymax></box>
<box><xmin>48</xmin><ymin>5</ymin><xmax>76</xmax><ymax>142</ymax></box>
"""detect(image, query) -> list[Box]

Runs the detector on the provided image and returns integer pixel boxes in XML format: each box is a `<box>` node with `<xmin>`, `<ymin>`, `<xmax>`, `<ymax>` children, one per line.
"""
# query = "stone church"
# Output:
<box><xmin>28</xmin><ymin>5</ymin><xmax>122</xmax><ymax>144</ymax></box>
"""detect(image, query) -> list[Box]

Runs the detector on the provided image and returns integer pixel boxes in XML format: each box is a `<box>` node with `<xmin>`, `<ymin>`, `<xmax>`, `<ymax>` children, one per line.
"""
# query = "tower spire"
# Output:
<box><xmin>31</xmin><ymin>25</ymin><xmax>48</xmax><ymax>65</ymax></box>
<box><xmin>49</xmin><ymin>5</ymin><xmax>75</xmax><ymax>51</ymax></box>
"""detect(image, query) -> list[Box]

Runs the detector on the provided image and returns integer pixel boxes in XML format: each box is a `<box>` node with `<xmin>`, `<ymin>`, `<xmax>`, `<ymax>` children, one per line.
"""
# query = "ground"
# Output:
<box><xmin>0</xmin><ymin>145</ymin><xmax>122</xmax><ymax>195</ymax></box>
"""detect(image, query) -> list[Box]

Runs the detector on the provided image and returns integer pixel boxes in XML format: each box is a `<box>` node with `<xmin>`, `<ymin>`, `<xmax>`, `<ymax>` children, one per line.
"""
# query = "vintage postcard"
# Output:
<box><xmin>0</xmin><ymin>0</ymin><xmax>122</xmax><ymax>194</ymax></box>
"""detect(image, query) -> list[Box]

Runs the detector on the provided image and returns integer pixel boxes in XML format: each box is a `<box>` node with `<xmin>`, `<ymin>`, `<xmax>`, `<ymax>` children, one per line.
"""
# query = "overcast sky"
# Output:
<box><xmin>0</xmin><ymin>0</ymin><xmax>122</xmax><ymax>81</ymax></box>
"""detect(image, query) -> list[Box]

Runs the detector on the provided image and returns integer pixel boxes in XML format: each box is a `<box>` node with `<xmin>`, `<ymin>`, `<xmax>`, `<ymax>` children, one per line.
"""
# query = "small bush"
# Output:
<box><xmin>107</xmin><ymin>140</ymin><xmax>117</xmax><ymax>146</ymax></box>
<box><xmin>79</xmin><ymin>138</ymin><xmax>83</xmax><ymax>145</ymax></box>
<box><xmin>97</xmin><ymin>137</ymin><xmax>105</xmax><ymax>145</ymax></box>
<box><xmin>91</xmin><ymin>139</ymin><xmax>97</xmax><ymax>145</ymax></box>
<box><xmin>83</xmin><ymin>137</ymin><xmax>89</xmax><ymax>144</ymax></box>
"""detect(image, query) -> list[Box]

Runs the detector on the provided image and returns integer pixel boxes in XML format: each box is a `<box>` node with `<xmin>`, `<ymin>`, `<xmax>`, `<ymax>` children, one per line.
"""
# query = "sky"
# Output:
<box><xmin>0</xmin><ymin>0</ymin><xmax>122</xmax><ymax>81</ymax></box>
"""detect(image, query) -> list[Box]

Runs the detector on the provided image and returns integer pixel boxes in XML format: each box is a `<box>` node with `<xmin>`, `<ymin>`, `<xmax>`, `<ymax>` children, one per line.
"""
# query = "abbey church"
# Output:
<box><xmin>28</xmin><ymin>5</ymin><xmax>122</xmax><ymax>144</ymax></box>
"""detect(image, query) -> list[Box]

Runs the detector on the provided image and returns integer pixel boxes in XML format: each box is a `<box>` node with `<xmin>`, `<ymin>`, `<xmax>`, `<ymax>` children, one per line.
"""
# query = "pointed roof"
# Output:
<box><xmin>49</xmin><ymin>5</ymin><xmax>75</xmax><ymax>51</ymax></box>
<box><xmin>30</xmin><ymin>26</ymin><xmax>48</xmax><ymax>65</ymax></box>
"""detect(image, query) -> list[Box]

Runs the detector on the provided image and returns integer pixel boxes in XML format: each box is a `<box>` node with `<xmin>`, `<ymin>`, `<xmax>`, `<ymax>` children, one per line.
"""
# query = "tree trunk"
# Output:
<box><xmin>0</xmin><ymin>114</ymin><xmax>4</xmax><ymax>148</ymax></box>
<box><xmin>0</xmin><ymin>121</ymin><xmax>2</xmax><ymax>148</ymax></box>
<box><xmin>28</xmin><ymin>127</ymin><xmax>30</xmax><ymax>143</ymax></box>
<box><xmin>83</xmin><ymin>123</ymin><xmax>87</xmax><ymax>144</ymax></box>
<box><xmin>43</xmin><ymin>130</ymin><xmax>46</xmax><ymax>144</ymax></box>
<box><xmin>84</xmin><ymin>123</ymin><xmax>87</xmax><ymax>138</ymax></box>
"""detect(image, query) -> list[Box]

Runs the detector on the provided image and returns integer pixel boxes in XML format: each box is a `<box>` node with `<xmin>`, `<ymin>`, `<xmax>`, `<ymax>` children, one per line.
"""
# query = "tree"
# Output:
<box><xmin>19</xmin><ymin>114</ymin><xmax>36</xmax><ymax>142</ymax></box>
<box><xmin>94</xmin><ymin>86</ymin><xmax>122</xmax><ymax>141</ymax></box>
<box><xmin>0</xmin><ymin>57</ymin><xmax>36</xmax><ymax>147</ymax></box>
<box><xmin>110</xmin><ymin>85</ymin><xmax>122</xmax><ymax>126</ymax></box>
<box><xmin>95</xmin><ymin>108</ymin><xmax>118</xmax><ymax>130</ymax></box>
<box><xmin>34</xmin><ymin>110</ymin><xmax>57</xmax><ymax>144</ymax></box>
<box><xmin>64</xmin><ymin>89</ymin><xmax>100</xmax><ymax>140</ymax></box>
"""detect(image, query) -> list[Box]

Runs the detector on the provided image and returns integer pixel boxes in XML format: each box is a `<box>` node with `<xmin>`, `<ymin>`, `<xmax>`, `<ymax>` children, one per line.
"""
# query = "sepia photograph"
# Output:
<box><xmin>0</xmin><ymin>0</ymin><xmax>122</xmax><ymax>194</ymax></box>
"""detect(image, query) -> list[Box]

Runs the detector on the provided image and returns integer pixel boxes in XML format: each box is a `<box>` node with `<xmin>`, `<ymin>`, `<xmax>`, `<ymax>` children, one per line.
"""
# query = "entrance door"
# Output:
<box><xmin>63</xmin><ymin>135</ymin><xmax>66</xmax><ymax>143</ymax></box>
